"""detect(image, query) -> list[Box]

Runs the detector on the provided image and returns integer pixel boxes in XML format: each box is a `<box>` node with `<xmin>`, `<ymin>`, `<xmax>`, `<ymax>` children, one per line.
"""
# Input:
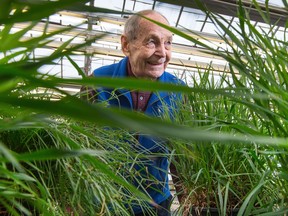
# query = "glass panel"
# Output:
<box><xmin>257</xmin><ymin>0</ymin><xmax>285</xmax><ymax>7</ymax></box>
<box><xmin>178</xmin><ymin>7</ymin><xmax>206</xmax><ymax>32</ymax></box>
<box><xmin>133</xmin><ymin>0</ymin><xmax>154</xmax><ymax>11</ymax></box>
<box><xmin>93</xmin><ymin>0</ymin><xmax>124</xmax><ymax>11</ymax></box>
<box><xmin>154</xmin><ymin>2</ymin><xmax>182</xmax><ymax>26</ymax></box>
<box><xmin>39</xmin><ymin>54</ymin><xmax>84</xmax><ymax>78</ymax></box>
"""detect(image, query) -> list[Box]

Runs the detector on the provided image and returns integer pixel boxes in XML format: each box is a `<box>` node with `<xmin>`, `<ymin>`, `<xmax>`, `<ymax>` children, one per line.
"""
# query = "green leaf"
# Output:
<box><xmin>237</xmin><ymin>177</ymin><xmax>265</xmax><ymax>216</ymax></box>
<box><xmin>14</xmin><ymin>148</ymin><xmax>106</xmax><ymax>161</ymax></box>
<box><xmin>65</xmin><ymin>54</ymin><xmax>86</xmax><ymax>78</ymax></box>
<box><xmin>0</xmin><ymin>0</ymin><xmax>12</xmax><ymax>20</ymax></box>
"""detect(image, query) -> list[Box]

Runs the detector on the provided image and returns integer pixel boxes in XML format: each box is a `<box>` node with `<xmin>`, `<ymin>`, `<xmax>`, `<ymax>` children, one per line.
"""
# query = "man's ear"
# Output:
<box><xmin>121</xmin><ymin>35</ymin><xmax>129</xmax><ymax>56</ymax></box>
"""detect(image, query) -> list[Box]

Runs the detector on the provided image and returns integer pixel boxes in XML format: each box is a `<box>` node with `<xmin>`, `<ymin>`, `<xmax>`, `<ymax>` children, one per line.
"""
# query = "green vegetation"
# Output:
<box><xmin>0</xmin><ymin>0</ymin><xmax>287</xmax><ymax>215</ymax></box>
<box><xmin>168</xmin><ymin>1</ymin><xmax>288</xmax><ymax>215</ymax></box>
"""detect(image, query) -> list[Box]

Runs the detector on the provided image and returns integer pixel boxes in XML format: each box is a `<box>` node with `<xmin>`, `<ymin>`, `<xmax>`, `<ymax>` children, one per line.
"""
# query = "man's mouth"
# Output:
<box><xmin>147</xmin><ymin>58</ymin><xmax>166</xmax><ymax>65</ymax></box>
<box><xmin>148</xmin><ymin>62</ymin><xmax>163</xmax><ymax>65</ymax></box>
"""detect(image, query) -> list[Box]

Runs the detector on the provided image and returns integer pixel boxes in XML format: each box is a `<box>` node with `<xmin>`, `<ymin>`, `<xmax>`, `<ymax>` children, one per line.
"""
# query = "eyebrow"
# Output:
<box><xmin>146</xmin><ymin>33</ymin><xmax>173</xmax><ymax>41</ymax></box>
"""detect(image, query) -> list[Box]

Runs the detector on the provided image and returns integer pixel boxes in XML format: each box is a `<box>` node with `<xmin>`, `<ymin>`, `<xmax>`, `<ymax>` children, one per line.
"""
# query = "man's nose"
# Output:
<box><xmin>155</xmin><ymin>43</ymin><xmax>166</xmax><ymax>57</ymax></box>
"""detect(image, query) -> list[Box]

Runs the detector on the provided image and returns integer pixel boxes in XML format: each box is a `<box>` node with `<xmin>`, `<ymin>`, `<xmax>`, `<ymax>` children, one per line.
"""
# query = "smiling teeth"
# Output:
<box><xmin>150</xmin><ymin>58</ymin><xmax>166</xmax><ymax>64</ymax></box>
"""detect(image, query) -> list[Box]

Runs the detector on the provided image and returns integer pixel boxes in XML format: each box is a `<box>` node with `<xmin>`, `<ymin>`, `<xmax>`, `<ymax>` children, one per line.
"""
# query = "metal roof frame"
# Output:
<box><xmin>14</xmin><ymin>0</ymin><xmax>287</xmax><ymax>81</ymax></box>
<box><xmin>156</xmin><ymin>0</ymin><xmax>287</xmax><ymax>27</ymax></box>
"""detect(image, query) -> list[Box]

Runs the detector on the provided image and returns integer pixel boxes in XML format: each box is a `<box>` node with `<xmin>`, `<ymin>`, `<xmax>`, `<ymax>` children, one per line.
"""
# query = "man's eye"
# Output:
<box><xmin>146</xmin><ymin>39</ymin><xmax>156</xmax><ymax>48</ymax></box>
<box><xmin>147</xmin><ymin>39</ymin><xmax>155</xmax><ymax>44</ymax></box>
<box><xmin>165</xmin><ymin>41</ymin><xmax>172</xmax><ymax>48</ymax></box>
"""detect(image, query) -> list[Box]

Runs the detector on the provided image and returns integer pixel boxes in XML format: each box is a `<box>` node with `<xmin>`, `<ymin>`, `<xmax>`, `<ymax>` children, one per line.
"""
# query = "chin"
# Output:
<box><xmin>142</xmin><ymin>70</ymin><xmax>164</xmax><ymax>79</ymax></box>
<box><xmin>153</xmin><ymin>71</ymin><xmax>164</xmax><ymax>78</ymax></box>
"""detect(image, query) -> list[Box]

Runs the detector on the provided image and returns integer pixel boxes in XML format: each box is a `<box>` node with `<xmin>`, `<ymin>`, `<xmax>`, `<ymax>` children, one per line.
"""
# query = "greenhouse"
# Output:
<box><xmin>1</xmin><ymin>0</ymin><xmax>288</xmax><ymax>215</ymax></box>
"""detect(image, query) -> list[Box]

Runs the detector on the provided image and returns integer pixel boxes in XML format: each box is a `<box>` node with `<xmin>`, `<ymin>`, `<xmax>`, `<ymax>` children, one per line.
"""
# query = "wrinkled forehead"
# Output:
<box><xmin>137</xmin><ymin>15</ymin><xmax>172</xmax><ymax>37</ymax></box>
<box><xmin>140</xmin><ymin>12</ymin><xmax>170</xmax><ymax>25</ymax></box>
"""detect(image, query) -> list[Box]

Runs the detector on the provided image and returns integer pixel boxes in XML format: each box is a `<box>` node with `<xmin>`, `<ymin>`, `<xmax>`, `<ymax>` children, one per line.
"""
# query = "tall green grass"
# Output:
<box><xmin>166</xmin><ymin>1</ymin><xmax>288</xmax><ymax>215</ymax></box>
<box><xmin>169</xmin><ymin>69</ymin><xmax>286</xmax><ymax>215</ymax></box>
<box><xmin>1</xmin><ymin>120</ymin><xmax>157</xmax><ymax>215</ymax></box>
<box><xmin>0</xmin><ymin>1</ymin><xmax>148</xmax><ymax>215</ymax></box>
<box><xmin>1</xmin><ymin>0</ymin><xmax>287</xmax><ymax>215</ymax></box>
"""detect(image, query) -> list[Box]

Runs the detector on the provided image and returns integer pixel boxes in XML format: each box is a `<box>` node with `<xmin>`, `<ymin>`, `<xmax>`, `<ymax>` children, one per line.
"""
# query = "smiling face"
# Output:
<box><xmin>121</xmin><ymin>12</ymin><xmax>172</xmax><ymax>80</ymax></box>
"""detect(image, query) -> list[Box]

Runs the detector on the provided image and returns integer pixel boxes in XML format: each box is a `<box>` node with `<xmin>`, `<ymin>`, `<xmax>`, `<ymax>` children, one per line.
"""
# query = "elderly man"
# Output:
<box><xmin>83</xmin><ymin>10</ymin><xmax>184</xmax><ymax>216</ymax></box>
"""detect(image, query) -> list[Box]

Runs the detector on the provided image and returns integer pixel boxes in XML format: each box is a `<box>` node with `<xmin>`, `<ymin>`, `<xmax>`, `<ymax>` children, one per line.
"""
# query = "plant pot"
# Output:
<box><xmin>190</xmin><ymin>207</ymin><xmax>239</xmax><ymax>216</ymax></box>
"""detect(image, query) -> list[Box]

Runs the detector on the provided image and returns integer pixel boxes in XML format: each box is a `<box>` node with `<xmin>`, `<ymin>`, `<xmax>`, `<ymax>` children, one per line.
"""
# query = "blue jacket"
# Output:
<box><xmin>92</xmin><ymin>57</ymin><xmax>184</xmax><ymax>214</ymax></box>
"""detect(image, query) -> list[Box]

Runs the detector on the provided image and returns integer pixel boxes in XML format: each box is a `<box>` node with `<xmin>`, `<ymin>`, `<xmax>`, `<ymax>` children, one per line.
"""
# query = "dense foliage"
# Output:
<box><xmin>0</xmin><ymin>0</ymin><xmax>287</xmax><ymax>215</ymax></box>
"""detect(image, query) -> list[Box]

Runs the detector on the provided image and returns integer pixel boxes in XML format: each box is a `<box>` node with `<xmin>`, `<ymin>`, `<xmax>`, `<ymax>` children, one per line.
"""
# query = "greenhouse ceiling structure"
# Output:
<box><xmin>6</xmin><ymin>0</ymin><xmax>288</xmax><ymax>92</ymax></box>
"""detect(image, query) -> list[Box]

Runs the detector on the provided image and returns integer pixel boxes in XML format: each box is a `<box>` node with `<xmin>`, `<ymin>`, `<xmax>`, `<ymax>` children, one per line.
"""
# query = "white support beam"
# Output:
<box><xmin>40</xmin><ymin>39</ymin><xmax>229</xmax><ymax>73</ymax></box>
<box><xmin>15</xmin><ymin>21</ymin><xmax>226</xmax><ymax>61</ymax></box>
